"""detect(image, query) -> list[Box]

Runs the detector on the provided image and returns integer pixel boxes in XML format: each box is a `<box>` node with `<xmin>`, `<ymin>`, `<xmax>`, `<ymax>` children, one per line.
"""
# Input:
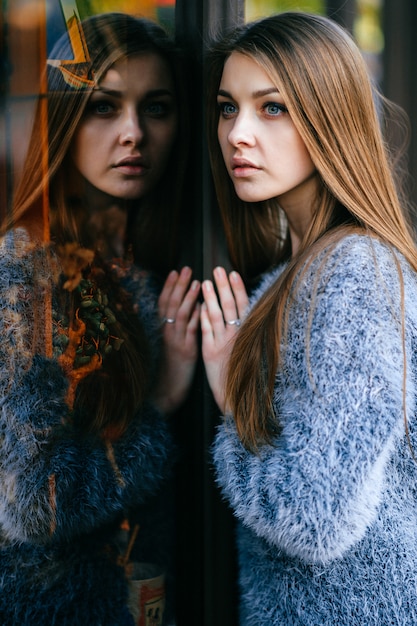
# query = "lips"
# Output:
<box><xmin>232</xmin><ymin>157</ymin><xmax>257</xmax><ymax>169</ymax></box>
<box><xmin>113</xmin><ymin>156</ymin><xmax>148</xmax><ymax>169</ymax></box>
<box><xmin>113</xmin><ymin>156</ymin><xmax>149</xmax><ymax>178</ymax></box>
<box><xmin>231</xmin><ymin>157</ymin><xmax>260</xmax><ymax>177</ymax></box>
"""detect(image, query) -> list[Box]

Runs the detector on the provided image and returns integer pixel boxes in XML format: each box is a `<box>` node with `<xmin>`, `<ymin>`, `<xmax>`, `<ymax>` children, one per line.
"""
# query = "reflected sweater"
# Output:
<box><xmin>213</xmin><ymin>234</ymin><xmax>417</xmax><ymax>625</ymax></box>
<box><xmin>0</xmin><ymin>229</ymin><xmax>174</xmax><ymax>625</ymax></box>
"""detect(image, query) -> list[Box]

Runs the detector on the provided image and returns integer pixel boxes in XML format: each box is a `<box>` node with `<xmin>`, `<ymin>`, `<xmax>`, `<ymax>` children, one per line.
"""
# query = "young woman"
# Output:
<box><xmin>0</xmin><ymin>12</ymin><xmax>199</xmax><ymax>625</ymax></box>
<box><xmin>201</xmin><ymin>12</ymin><xmax>417</xmax><ymax>625</ymax></box>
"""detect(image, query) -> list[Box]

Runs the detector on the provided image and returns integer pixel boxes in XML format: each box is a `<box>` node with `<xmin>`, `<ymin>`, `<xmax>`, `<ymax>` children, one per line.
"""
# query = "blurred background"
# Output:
<box><xmin>1</xmin><ymin>1</ymin><xmax>416</xmax><ymax>624</ymax></box>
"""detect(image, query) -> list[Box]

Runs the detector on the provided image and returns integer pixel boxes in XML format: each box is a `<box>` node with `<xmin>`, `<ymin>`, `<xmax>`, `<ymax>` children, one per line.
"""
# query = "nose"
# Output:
<box><xmin>119</xmin><ymin>106</ymin><xmax>144</xmax><ymax>146</ymax></box>
<box><xmin>227</xmin><ymin>111</ymin><xmax>256</xmax><ymax>147</ymax></box>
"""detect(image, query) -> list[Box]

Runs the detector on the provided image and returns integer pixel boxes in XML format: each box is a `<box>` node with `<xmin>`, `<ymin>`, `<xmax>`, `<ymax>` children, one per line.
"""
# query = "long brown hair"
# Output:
<box><xmin>5</xmin><ymin>13</ymin><xmax>189</xmax><ymax>437</ymax></box>
<box><xmin>206</xmin><ymin>12</ymin><xmax>417</xmax><ymax>450</ymax></box>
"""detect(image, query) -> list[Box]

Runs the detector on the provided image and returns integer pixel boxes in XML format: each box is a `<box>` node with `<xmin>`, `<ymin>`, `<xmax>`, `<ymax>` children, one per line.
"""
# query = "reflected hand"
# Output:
<box><xmin>201</xmin><ymin>267</ymin><xmax>249</xmax><ymax>413</ymax></box>
<box><xmin>153</xmin><ymin>266</ymin><xmax>200</xmax><ymax>414</ymax></box>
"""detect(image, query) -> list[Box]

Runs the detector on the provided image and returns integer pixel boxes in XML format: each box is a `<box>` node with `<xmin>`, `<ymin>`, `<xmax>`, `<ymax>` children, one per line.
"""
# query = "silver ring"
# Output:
<box><xmin>226</xmin><ymin>318</ymin><xmax>241</xmax><ymax>327</ymax></box>
<box><xmin>163</xmin><ymin>317</ymin><xmax>176</xmax><ymax>324</ymax></box>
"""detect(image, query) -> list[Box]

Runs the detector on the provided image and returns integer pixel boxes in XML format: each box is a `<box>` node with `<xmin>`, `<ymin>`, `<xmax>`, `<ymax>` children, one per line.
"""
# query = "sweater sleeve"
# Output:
<box><xmin>213</xmin><ymin>236</ymin><xmax>416</xmax><ymax>564</ymax></box>
<box><xmin>0</xmin><ymin>232</ymin><xmax>174</xmax><ymax>544</ymax></box>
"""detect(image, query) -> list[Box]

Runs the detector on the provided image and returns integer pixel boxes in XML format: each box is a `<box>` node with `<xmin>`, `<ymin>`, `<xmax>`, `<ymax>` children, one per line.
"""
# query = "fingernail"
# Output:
<box><xmin>191</xmin><ymin>280</ymin><xmax>200</xmax><ymax>290</ymax></box>
<box><xmin>203</xmin><ymin>280</ymin><xmax>212</xmax><ymax>291</ymax></box>
<box><xmin>230</xmin><ymin>271</ymin><xmax>239</xmax><ymax>282</ymax></box>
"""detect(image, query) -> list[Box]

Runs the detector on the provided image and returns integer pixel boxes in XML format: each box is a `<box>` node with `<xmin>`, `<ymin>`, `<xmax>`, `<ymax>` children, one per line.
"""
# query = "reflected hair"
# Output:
<box><xmin>9</xmin><ymin>12</ymin><xmax>189</xmax><ymax>274</ymax></box>
<box><xmin>5</xmin><ymin>13</ymin><xmax>189</xmax><ymax>437</ymax></box>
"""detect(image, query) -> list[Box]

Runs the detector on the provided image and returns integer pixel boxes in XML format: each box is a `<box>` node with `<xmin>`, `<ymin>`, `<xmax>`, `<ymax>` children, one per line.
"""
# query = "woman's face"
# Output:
<box><xmin>70</xmin><ymin>52</ymin><xmax>177</xmax><ymax>201</ymax></box>
<box><xmin>217</xmin><ymin>52</ymin><xmax>317</xmax><ymax>217</ymax></box>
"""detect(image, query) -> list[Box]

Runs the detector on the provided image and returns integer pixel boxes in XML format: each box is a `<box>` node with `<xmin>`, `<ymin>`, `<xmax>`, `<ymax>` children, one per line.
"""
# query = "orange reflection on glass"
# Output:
<box><xmin>88</xmin><ymin>0</ymin><xmax>157</xmax><ymax>17</ymax></box>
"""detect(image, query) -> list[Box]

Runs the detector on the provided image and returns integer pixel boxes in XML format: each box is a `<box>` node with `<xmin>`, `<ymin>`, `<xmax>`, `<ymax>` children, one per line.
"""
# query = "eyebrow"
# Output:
<box><xmin>218</xmin><ymin>87</ymin><xmax>279</xmax><ymax>98</ymax></box>
<box><xmin>93</xmin><ymin>87</ymin><xmax>174</xmax><ymax>98</ymax></box>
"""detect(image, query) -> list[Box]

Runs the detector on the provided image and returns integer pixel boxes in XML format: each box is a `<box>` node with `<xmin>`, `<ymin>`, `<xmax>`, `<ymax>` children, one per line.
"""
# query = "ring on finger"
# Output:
<box><xmin>163</xmin><ymin>317</ymin><xmax>176</xmax><ymax>324</ymax></box>
<box><xmin>226</xmin><ymin>318</ymin><xmax>241</xmax><ymax>327</ymax></box>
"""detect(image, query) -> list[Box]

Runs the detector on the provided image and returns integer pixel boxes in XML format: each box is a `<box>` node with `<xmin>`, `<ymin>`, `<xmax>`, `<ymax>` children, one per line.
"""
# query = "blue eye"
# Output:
<box><xmin>143</xmin><ymin>101</ymin><xmax>171</xmax><ymax>118</ymax></box>
<box><xmin>218</xmin><ymin>101</ymin><xmax>237</xmax><ymax>118</ymax></box>
<box><xmin>86</xmin><ymin>99</ymin><xmax>115</xmax><ymax>116</ymax></box>
<box><xmin>264</xmin><ymin>102</ymin><xmax>288</xmax><ymax>116</ymax></box>
<box><xmin>96</xmin><ymin>102</ymin><xmax>113</xmax><ymax>114</ymax></box>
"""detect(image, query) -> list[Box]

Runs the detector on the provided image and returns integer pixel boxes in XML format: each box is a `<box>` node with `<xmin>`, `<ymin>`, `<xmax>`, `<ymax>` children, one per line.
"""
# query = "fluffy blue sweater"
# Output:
<box><xmin>213</xmin><ymin>234</ymin><xmax>417</xmax><ymax>625</ymax></box>
<box><xmin>0</xmin><ymin>229</ymin><xmax>175</xmax><ymax>625</ymax></box>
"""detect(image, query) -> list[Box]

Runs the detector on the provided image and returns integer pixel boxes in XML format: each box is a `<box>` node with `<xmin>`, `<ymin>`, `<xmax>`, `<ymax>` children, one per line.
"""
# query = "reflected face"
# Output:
<box><xmin>70</xmin><ymin>53</ymin><xmax>177</xmax><ymax>201</ymax></box>
<box><xmin>217</xmin><ymin>52</ymin><xmax>316</xmax><ymax>213</ymax></box>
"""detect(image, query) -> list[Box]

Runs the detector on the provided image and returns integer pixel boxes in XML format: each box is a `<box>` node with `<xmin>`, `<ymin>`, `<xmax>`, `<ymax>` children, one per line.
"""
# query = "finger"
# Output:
<box><xmin>201</xmin><ymin>280</ymin><xmax>225</xmax><ymax>333</ymax></box>
<box><xmin>213</xmin><ymin>266</ymin><xmax>239</xmax><ymax>324</ymax></box>
<box><xmin>200</xmin><ymin>302</ymin><xmax>214</xmax><ymax>340</ymax></box>
<box><xmin>164</xmin><ymin>302</ymin><xmax>200</xmax><ymax>363</ymax></box>
<box><xmin>229</xmin><ymin>271</ymin><xmax>249</xmax><ymax>320</ymax></box>
<box><xmin>176</xmin><ymin>280</ymin><xmax>201</xmax><ymax>326</ymax></box>
<box><xmin>158</xmin><ymin>270</ymin><xmax>179</xmax><ymax>316</ymax></box>
<box><xmin>163</xmin><ymin>266</ymin><xmax>193</xmax><ymax>319</ymax></box>
<box><xmin>186</xmin><ymin>301</ymin><xmax>201</xmax><ymax>336</ymax></box>
<box><xmin>181</xmin><ymin>303</ymin><xmax>201</xmax><ymax>358</ymax></box>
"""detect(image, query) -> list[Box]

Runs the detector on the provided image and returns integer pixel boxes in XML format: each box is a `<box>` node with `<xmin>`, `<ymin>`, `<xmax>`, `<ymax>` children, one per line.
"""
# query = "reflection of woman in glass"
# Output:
<box><xmin>0</xmin><ymin>13</ymin><xmax>199</xmax><ymax>625</ymax></box>
<box><xmin>202</xmin><ymin>12</ymin><xmax>417</xmax><ymax>626</ymax></box>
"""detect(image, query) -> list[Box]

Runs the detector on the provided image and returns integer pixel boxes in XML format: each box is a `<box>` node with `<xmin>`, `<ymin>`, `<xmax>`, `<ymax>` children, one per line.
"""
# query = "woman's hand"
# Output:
<box><xmin>153</xmin><ymin>266</ymin><xmax>200</xmax><ymax>414</ymax></box>
<box><xmin>201</xmin><ymin>267</ymin><xmax>249</xmax><ymax>413</ymax></box>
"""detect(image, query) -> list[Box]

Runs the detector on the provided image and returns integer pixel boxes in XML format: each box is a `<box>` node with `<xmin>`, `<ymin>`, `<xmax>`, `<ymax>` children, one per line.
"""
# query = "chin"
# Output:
<box><xmin>113</xmin><ymin>187</ymin><xmax>149</xmax><ymax>201</ymax></box>
<box><xmin>235</xmin><ymin>192</ymin><xmax>269</xmax><ymax>203</ymax></box>
<box><xmin>233</xmin><ymin>184</ymin><xmax>270</xmax><ymax>204</ymax></box>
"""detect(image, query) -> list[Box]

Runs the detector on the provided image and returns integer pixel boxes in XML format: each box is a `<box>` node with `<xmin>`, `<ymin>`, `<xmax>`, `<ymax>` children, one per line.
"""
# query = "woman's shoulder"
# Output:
<box><xmin>301</xmin><ymin>233</ymin><xmax>417</xmax><ymax>332</ymax></box>
<box><xmin>313</xmin><ymin>232</ymin><xmax>417</xmax><ymax>293</ymax></box>
<box><xmin>0</xmin><ymin>227</ymin><xmax>54</xmax><ymax>286</ymax></box>
<box><xmin>321</xmin><ymin>231</ymin><xmax>409</xmax><ymax>264</ymax></box>
<box><xmin>0</xmin><ymin>226</ymin><xmax>34</xmax><ymax>259</ymax></box>
<box><xmin>250</xmin><ymin>232</ymin><xmax>417</xmax><ymax>320</ymax></box>
<box><xmin>250</xmin><ymin>232</ymin><xmax>416</xmax><ymax>300</ymax></box>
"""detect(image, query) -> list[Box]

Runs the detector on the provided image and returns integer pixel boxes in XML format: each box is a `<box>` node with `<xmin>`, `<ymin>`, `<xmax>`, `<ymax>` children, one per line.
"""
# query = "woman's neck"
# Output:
<box><xmin>66</xmin><ymin>171</ymin><xmax>134</xmax><ymax>259</ymax></box>
<box><xmin>83</xmin><ymin>202</ymin><xmax>130</xmax><ymax>259</ymax></box>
